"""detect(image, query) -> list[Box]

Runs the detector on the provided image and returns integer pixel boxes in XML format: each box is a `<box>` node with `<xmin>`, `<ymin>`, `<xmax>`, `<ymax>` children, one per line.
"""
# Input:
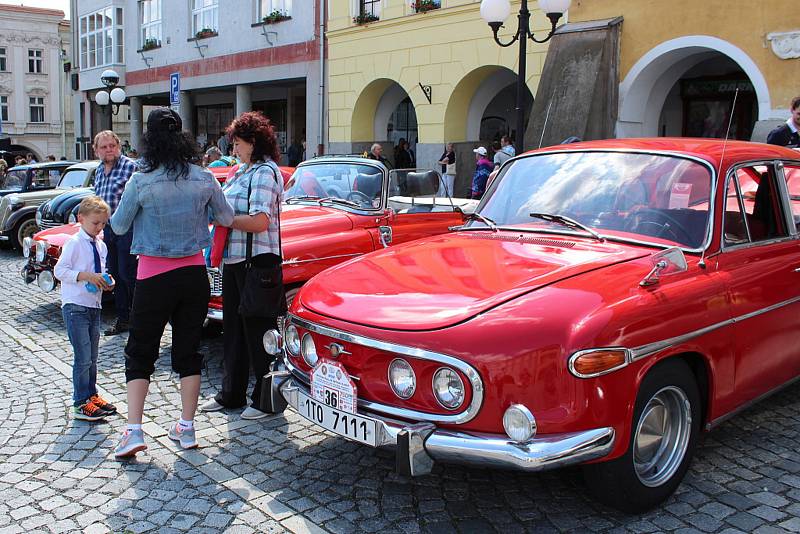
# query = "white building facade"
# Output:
<box><xmin>0</xmin><ymin>5</ymin><xmax>73</xmax><ymax>161</ymax></box>
<box><xmin>71</xmin><ymin>0</ymin><xmax>324</xmax><ymax>163</ymax></box>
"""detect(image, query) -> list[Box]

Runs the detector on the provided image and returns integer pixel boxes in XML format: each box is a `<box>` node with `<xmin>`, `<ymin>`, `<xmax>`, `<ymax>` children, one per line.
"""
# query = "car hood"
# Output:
<box><xmin>299</xmin><ymin>232</ymin><xmax>650</xmax><ymax>331</ymax></box>
<box><xmin>41</xmin><ymin>187</ymin><xmax>92</xmax><ymax>219</ymax></box>
<box><xmin>280</xmin><ymin>204</ymin><xmax>354</xmax><ymax>240</ymax></box>
<box><xmin>33</xmin><ymin>222</ymin><xmax>83</xmax><ymax>247</ymax></box>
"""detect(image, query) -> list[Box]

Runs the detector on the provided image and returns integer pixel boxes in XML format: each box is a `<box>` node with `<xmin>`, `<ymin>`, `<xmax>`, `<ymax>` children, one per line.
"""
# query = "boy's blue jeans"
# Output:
<box><xmin>62</xmin><ymin>304</ymin><xmax>101</xmax><ymax>406</ymax></box>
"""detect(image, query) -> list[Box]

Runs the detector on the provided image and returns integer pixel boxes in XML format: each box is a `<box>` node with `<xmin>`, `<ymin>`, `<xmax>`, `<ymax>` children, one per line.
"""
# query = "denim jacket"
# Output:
<box><xmin>110</xmin><ymin>163</ymin><xmax>234</xmax><ymax>257</ymax></box>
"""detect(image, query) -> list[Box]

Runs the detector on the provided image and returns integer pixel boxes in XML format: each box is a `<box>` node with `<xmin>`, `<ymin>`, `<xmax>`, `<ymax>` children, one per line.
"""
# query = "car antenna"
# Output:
<box><xmin>538</xmin><ymin>93</ymin><xmax>555</xmax><ymax>149</ymax></box>
<box><xmin>700</xmin><ymin>87</ymin><xmax>740</xmax><ymax>271</ymax></box>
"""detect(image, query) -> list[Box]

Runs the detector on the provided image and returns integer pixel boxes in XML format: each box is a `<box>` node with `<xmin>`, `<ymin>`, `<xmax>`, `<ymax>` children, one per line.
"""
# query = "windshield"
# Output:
<box><xmin>57</xmin><ymin>169</ymin><xmax>88</xmax><ymax>189</ymax></box>
<box><xmin>0</xmin><ymin>170</ymin><xmax>25</xmax><ymax>191</ymax></box>
<box><xmin>479</xmin><ymin>151</ymin><xmax>713</xmax><ymax>249</ymax></box>
<box><xmin>284</xmin><ymin>163</ymin><xmax>384</xmax><ymax>209</ymax></box>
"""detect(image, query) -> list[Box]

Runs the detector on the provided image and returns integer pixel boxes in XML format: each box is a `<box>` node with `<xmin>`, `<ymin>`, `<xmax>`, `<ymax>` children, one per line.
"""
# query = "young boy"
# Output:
<box><xmin>54</xmin><ymin>196</ymin><xmax>118</xmax><ymax>421</ymax></box>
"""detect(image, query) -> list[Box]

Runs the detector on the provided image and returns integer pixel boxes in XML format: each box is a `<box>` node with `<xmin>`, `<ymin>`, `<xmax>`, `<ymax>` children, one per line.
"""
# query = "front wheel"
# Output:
<box><xmin>583</xmin><ymin>359</ymin><xmax>701</xmax><ymax>513</ymax></box>
<box><xmin>14</xmin><ymin>217</ymin><xmax>38</xmax><ymax>251</ymax></box>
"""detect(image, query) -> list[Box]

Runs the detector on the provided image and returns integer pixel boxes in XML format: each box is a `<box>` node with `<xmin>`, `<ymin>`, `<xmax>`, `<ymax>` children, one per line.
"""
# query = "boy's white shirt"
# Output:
<box><xmin>54</xmin><ymin>227</ymin><xmax>108</xmax><ymax>309</ymax></box>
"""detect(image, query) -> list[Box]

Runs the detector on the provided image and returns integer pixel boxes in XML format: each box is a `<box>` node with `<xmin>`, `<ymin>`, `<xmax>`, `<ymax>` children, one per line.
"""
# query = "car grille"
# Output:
<box><xmin>208</xmin><ymin>267</ymin><xmax>223</xmax><ymax>297</ymax></box>
<box><xmin>37</xmin><ymin>219</ymin><xmax>63</xmax><ymax>230</ymax></box>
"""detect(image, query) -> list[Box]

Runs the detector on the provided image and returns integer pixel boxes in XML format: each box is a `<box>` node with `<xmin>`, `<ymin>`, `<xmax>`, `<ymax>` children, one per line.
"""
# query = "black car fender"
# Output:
<box><xmin>4</xmin><ymin>206</ymin><xmax>37</xmax><ymax>233</ymax></box>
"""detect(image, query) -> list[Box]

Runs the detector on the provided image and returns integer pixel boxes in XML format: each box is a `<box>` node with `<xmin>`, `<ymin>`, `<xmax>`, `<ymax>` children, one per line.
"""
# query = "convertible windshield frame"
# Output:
<box><xmin>284</xmin><ymin>160</ymin><xmax>387</xmax><ymax>215</ymax></box>
<box><xmin>475</xmin><ymin>148</ymin><xmax>719</xmax><ymax>254</ymax></box>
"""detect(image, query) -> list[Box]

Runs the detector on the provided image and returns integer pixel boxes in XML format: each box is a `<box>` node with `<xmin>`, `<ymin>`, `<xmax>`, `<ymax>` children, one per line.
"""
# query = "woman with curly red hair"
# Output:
<box><xmin>200</xmin><ymin>111</ymin><xmax>284</xmax><ymax>419</ymax></box>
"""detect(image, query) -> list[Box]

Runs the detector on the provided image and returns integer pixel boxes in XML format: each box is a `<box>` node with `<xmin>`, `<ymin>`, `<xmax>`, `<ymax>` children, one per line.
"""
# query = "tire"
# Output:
<box><xmin>583</xmin><ymin>359</ymin><xmax>701</xmax><ymax>513</ymax></box>
<box><xmin>13</xmin><ymin>217</ymin><xmax>38</xmax><ymax>251</ymax></box>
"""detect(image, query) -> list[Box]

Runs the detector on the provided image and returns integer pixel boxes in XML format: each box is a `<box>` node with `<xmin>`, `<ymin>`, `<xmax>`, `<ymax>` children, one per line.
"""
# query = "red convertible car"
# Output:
<box><xmin>263</xmin><ymin>139</ymin><xmax>800</xmax><ymax>512</ymax></box>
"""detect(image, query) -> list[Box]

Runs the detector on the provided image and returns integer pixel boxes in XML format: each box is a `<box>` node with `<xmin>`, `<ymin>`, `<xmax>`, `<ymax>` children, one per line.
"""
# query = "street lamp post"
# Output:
<box><xmin>94</xmin><ymin>69</ymin><xmax>126</xmax><ymax>132</ymax></box>
<box><xmin>480</xmin><ymin>0</ymin><xmax>571</xmax><ymax>155</ymax></box>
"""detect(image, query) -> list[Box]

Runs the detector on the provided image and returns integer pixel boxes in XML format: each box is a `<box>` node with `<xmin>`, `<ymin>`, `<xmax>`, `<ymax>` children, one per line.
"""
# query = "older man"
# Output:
<box><xmin>93</xmin><ymin>130</ymin><xmax>137</xmax><ymax>335</ymax></box>
<box><xmin>366</xmin><ymin>143</ymin><xmax>392</xmax><ymax>169</ymax></box>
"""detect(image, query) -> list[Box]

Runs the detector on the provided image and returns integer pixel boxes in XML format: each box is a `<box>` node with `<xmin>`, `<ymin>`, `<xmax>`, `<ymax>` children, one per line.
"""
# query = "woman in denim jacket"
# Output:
<box><xmin>111</xmin><ymin>107</ymin><xmax>234</xmax><ymax>458</ymax></box>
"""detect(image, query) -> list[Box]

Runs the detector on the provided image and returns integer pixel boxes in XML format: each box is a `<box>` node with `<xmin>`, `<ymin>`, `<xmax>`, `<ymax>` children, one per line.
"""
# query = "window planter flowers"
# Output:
<box><xmin>262</xmin><ymin>10</ymin><xmax>291</xmax><ymax>24</ymax></box>
<box><xmin>195</xmin><ymin>28</ymin><xmax>217</xmax><ymax>39</ymax></box>
<box><xmin>411</xmin><ymin>0</ymin><xmax>440</xmax><ymax>13</ymax></box>
<box><xmin>353</xmin><ymin>12</ymin><xmax>379</xmax><ymax>24</ymax></box>
<box><xmin>141</xmin><ymin>38</ymin><xmax>160</xmax><ymax>51</ymax></box>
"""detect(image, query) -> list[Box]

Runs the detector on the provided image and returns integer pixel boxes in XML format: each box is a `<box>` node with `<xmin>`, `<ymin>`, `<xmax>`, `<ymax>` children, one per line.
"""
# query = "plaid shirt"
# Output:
<box><xmin>223</xmin><ymin>160</ymin><xmax>282</xmax><ymax>261</ymax></box>
<box><xmin>94</xmin><ymin>155</ymin><xmax>137</xmax><ymax>215</ymax></box>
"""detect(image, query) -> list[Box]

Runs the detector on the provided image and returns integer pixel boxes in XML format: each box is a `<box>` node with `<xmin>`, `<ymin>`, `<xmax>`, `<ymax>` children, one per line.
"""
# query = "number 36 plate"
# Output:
<box><xmin>310</xmin><ymin>360</ymin><xmax>357</xmax><ymax>414</ymax></box>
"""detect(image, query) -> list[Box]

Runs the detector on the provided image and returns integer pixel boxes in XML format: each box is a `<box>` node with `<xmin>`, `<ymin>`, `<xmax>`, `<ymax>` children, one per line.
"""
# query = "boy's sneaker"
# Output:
<box><xmin>114</xmin><ymin>429</ymin><xmax>147</xmax><ymax>458</ymax></box>
<box><xmin>73</xmin><ymin>401</ymin><xmax>108</xmax><ymax>421</ymax></box>
<box><xmin>168</xmin><ymin>423</ymin><xmax>198</xmax><ymax>450</ymax></box>
<box><xmin>89</xmin><ymin>394</ymin><xmax>117</xmax><ymax>414</ymax></box>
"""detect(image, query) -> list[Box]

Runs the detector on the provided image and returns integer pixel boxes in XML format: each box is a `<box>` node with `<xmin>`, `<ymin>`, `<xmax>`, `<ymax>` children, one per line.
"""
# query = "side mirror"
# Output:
<box><xmin>639</xmin><ymin>247</ymin><xmax>688</xmax><ymax>287</ymax></box>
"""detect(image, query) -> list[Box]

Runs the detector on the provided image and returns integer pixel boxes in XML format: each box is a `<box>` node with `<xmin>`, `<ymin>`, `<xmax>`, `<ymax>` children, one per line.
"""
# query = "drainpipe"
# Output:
<box><xmin>317</xmin><ymin>0</ymin><xmax>325</xmax><ymax>156</ymax></box>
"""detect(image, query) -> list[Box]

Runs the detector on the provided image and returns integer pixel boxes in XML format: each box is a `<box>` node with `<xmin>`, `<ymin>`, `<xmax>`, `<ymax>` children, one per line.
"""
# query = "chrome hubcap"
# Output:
<box><xmin>633</xmin><ymin>386</ymin><xmax>691</xmax><ymax>487</ymax></box>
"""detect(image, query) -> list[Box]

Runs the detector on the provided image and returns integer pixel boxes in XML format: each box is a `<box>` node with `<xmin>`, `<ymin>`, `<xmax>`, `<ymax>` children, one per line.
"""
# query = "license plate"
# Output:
<box><xmin>295</xmin><ymin>390</ymin><xmax>378</xmax><ymax>447</ymax></box>
<box><xmin>310</xmin><ymin>360</ymin><xmax>357</xmax><ymax>414</ymax></box>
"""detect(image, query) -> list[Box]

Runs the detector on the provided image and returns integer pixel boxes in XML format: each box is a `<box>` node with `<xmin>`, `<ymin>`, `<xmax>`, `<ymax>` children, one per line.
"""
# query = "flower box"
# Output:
<box><xmin>195</xmin><ymin>28</ymin><xmax>217</xmax><ymax>40</ymax></box>
<box><xmin>411</xmin><ymin>0</ymin><xmax>440</xmax><ymax>13</ymax></box>
<box><xmin>141</xmin><ymin>38</ymin><xmax>161</xmax><ymax>51</ymax></box>
<box><xmin>353</xmin><ymin>13</ymin><xmax>379</xmax><ymax>25</ymax></box>
<box><xmin>263</xmin><ymin>10</ymin><xmax>291</xmax><ymax>24</ymax></box>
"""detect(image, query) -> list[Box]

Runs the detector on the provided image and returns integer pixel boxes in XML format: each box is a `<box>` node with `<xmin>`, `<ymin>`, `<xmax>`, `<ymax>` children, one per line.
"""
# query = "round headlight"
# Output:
<box><xmin>503</xmin><ymin>404</ymin><xmax>537</xmax><ymax>443</ymax></box>
<box><xmin>68</xmin><ymin>212</ymin><xmax>77</xmax><ymax>223</ymax></box>
<box><xmin>388</xmin><ymin>358</ymin><xmax>416</xmax><ymax>399</ymax></box>
<box><xmin>35</xmin><ymin>241</ymin><xmax>47</xmax><ymax>262</ymax></box>
<box><xmin>432</xmin><ymin>368</ymin><xmax>465</xmax><ymax>410</ymax></box>
<box><xmin>35</xmin><ymin>210</ymin><xmax>42</xmax><ymax>226</ymax></box>
<box><xmin>301</xmin><ymin>333</ymin><xmax>318</xmax><ymax>367</ymax></box>
<box><xmin>262</xmin><ymin>329</ymin><xmax>282</xmax><ymax>355</ymax></box>
<box><xmin>22</xmin><ymin>237</ymin><xmax>32</xmax><ymax>258</ymax></box>
<box><xmin>38</xmin><ymin>270</ymin><xmax>56</xmax><ymax>292</ymax></box>
<box><xmin>285</xmin><ymin>325</ymin><xmax>300</xmax><ymax>356</ymax></box>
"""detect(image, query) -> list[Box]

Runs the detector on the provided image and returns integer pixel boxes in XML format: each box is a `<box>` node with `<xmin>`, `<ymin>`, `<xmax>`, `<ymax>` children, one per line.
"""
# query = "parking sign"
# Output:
<box><xmin>170</xmin><ymin>72</ymin><xmax>180</xmax><ymax>106</ymax></box>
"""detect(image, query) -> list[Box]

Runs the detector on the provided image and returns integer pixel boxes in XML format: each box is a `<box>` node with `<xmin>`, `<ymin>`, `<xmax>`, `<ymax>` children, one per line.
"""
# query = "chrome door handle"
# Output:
<box><xmin>794</xmin><ymin>267</ymin><xmax>800</xmax><ymax>272</ymax></box>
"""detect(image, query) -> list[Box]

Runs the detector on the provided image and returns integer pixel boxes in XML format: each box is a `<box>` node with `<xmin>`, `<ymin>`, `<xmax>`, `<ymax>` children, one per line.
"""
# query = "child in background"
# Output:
<box><xmin>54</xmin><ymin>196</ymin><xmax>117</xmax><ymax>421</ymax></box>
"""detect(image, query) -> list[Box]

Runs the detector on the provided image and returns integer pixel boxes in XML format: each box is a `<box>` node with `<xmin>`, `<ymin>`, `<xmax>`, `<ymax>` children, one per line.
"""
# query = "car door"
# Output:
<box><xmin>716</xmin><ymin>162</ymin><xmax>800</xmax><ymax>403</ymax></box>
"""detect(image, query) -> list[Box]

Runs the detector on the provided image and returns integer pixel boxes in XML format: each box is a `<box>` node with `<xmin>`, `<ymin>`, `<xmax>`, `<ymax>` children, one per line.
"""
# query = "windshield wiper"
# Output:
<box><xmin>529</xmin><ymin>212</ymin><xmax>605</xmax><ymax>242</ymax></box>
<box><xmin>460</xmin><ymin>212</ymin><xmax>498</xmax><ymax>232</ymax></box>
<box><xmin>319</xmin><ymin>197</ymin><xmax>361</xmax><ymax>208</ymax></box>
<box><xmin>285</xmin><ymin>195</ymin><xmax>322</xmax><ymax>204</ymax></box>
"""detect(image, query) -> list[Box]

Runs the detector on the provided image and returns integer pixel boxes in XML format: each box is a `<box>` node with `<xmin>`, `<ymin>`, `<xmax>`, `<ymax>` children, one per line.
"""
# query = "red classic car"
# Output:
<box><xmin>206</xmin><ymin>156</ymin><xmax>477</xmax><ymax>321</ymax></box>
<box><xmin>21</xmin><ymin>165</ymin><xmax>295</xmax><ymax>292</ymax></box>
<box><xmin>263</xmin><ymin>139</ymin><xmax>800</xmax><ymax>512</ymax></box>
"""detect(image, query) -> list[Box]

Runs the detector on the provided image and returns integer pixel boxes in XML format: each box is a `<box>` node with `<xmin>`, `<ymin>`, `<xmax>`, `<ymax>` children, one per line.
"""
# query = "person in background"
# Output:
<box><xmin>492</xmin><ymin>141</ymin><xmax>511</xmax><ymax>171</ymax></box>
<box><xmin>54</xmin><ymin>196</ymin><xmax>117</xmax><ymax>421</ymax></box>
<box><xmin>767</xmin><ymin>96</ymin><xmax>800</xmax><ymax>148</ymax></box>
<box><xmin>111</xmin><ymin>107</ymin><xmax>234</xmax><ymax>457</ymax></box>
<box><xmin>200</xmin><ymin>111</ymin><xmax>284</xmax><ymax>420</ymax></box>
<box><xmin>500</xmin><ymin>135</ymin><xmax>516</xmax><ymax>157</ymax></box>
<box><xmin>287</xmin><ymin>139</ymin><xmax>303</xmax><ymax>167</ymax></box>
<box><xmin>217</xmin><ymin>132</ymin><xmax>230</xmax><ymax>157</ymax></box>
<box><xmin>395</xmin><ymin>138</ymin><xmax>415</xmax><ymax>169</ymax></box>
<box><xmin>206</xmin><ymin>146</ymin><xmax>235</xmax><ymax>168</ymax></box>
<box><xmin>121</xmin><ymin>140</ymin><xmax>132</xmax><ymax>156</ymax></box>
<box><xmin>0</xmin><ymin>159</ymin><xmax>7</xmax><ymax>177</ymax></box>
<box><xmin>437</xmin><ymin>142</ymin><xmax>456</xmax><ymax>197</ymax></box>
<box><xmin>367</xmin><ymin>143</ymin><xmax>392</xmax><ymax>169</ymax></box>
<box><xmin>26</xmin><ymin>153</ymin><xmax>37</xmax><ymax>164</ymax></box>
<box><xmin>471</xmin><ymin>146</ymin><xmax>493</xmax><ymax>200</ymax></box>
<box><xmin>46</xmin><ymin>154</ymin><xmax>56</xmax><ymax>162</ymax></box>
<box><xmin>92</xmin><ymin>130</ymin><xmax>138</xmax><ymax>336</ymax></box>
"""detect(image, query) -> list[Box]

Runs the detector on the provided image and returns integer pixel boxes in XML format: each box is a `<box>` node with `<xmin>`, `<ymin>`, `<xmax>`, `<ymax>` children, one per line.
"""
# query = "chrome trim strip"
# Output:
<box><xmin>206</xmin><ymin>308</ymin><xmax>223</xmax><ymax>322</ymax></box>
<box><xmin>568</xmin><ymin>348</ymin><xmax>632</xmax><ymax>378</ymax></box>
<box><xmin>630</xmin><ymin>295</ymin><xmax>800</xmax><ymax>360</ymax></box>
<box><xmin>283</xmin><ymin>253</ymin><xmax>362</xmax><ymax>266</ymax></box>
<box><xmin>280</xmin><ymin>377</ymin><xmax>615</xmax><ymax>472</ymax></box>
<box><xmin>288</xmin><ymin>314</ymin><xmax>484</xmax><ymax>424</ymax></box>
<box><xmin>706</xmin><ymin>374</ymin><xmax>800</xmax><ymax>431</ymax></box>
<box><xmin>774</xmin><ymin>161</ymin><xmax>797</xmax><ymax>237</ymax></box>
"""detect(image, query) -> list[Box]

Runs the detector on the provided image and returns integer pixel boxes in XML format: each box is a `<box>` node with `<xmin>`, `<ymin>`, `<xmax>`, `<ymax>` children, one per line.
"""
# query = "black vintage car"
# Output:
<box><xmin>36</xmin><ymin>162</ymin><xmax>99</xmax><ymax>231</ymax></box>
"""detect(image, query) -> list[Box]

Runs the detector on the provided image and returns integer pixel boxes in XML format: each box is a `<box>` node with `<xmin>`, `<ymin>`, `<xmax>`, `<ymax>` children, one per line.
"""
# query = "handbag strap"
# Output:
<box><xmin>244</xmin><ymin>162</ymin><xmax>282</xmax><ymax>266</ymax></box>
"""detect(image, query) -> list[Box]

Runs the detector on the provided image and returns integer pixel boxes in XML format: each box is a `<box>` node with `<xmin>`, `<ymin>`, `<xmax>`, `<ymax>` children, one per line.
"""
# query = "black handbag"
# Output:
<box><xmin>237</xmin><ymin>164</ymin><xmax>287</xmax><ymax>318</ymax></box>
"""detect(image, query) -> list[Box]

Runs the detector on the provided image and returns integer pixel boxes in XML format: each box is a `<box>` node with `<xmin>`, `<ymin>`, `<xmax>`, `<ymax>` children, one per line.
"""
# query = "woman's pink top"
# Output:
<box><xmin>137</xmin><ymin>252</ymin><xmax>206</xmax><ymax>280</ymax></box>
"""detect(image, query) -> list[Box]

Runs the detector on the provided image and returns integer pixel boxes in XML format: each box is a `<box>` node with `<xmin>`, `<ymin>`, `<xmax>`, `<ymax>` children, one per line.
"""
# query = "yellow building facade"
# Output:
<box><xmin>326</xmin><ymin>0</ymin><xmax>558</xmax><ymax>193</ymax></box>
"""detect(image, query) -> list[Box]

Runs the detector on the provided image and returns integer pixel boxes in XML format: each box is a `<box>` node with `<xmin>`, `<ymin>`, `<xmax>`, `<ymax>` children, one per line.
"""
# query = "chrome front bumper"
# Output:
<box><xmin>206</xmin><ymin>308</ymin><xmax>223</xmax><ymax>322</ymax></box>
<box><xmin>271</xmin><ymin>373</ymin><xmax>615</xmax><ymax>476</ymax></box>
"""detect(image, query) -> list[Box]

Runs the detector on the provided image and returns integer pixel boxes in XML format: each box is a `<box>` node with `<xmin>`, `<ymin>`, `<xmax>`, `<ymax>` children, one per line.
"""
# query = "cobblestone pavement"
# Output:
<box><xmin>1</xmin><ymin>248</ymin><xmax>800</xmax><ymax>533</ymax></box>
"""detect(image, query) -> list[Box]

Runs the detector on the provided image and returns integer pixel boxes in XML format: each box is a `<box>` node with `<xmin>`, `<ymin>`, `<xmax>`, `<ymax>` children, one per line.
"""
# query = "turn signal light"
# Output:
<box><xmin>569</xmin><ymin>349</ymin><xmax>629</xmax><ymax>378</ymax></box>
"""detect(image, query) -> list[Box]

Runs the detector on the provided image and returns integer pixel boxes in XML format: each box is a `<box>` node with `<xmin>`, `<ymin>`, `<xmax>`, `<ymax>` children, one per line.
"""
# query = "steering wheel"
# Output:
<box><xmin>346</xmin><ymin>190</ymin><xmax>372</xmax><ymax>205</ymax></box>
<box><xmin>623</xmin><ymin>208</ymin><xmax>694</xmax><ymax>244</ymax></box>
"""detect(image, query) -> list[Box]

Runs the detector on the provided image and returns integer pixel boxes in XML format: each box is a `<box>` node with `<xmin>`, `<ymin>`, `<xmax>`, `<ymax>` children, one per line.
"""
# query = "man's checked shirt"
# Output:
<box><xmin>94</xmin><ymin>155</ymin><xmax>137</xmax><ymax>215</ymax></box>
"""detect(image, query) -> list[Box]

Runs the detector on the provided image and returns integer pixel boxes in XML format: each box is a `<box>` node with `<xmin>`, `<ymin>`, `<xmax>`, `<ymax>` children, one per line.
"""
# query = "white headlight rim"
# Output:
<box><xmin>432</xmin><ymin>367</ymin><xmax>465</xmax><ymax>410</ymax></box>
<box><xmin>35</xmin><ymin>240</ymin><xmax>47</xmax><ymax>262</ymax></box>
<box><xmin>301</xmin><ymin>332</ymin><xmax>318</xmax><ymax>367</ymax></box>
<box><xmin>37</xmin><ymin>269</ymin><xmax>56</xmax><ymax>292</ymax></box>
<box><xmin>262</xmin><ymin>329</ymin><xmax>282</xmax><ymax>355</ymax></box>
<box><xmin>285</xmin><ymin>325</ymin><xmax>300</xmax><ymax>356</ymax></box>
<box><xmin>388</xmin><ymin>358</ymin><xmax>416</xmax><ymax>400</ymax></box>
<box><xmin>503</xmin><ymin>404</ymin><xmax>537</xmax><ymax>443</ymax></box>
